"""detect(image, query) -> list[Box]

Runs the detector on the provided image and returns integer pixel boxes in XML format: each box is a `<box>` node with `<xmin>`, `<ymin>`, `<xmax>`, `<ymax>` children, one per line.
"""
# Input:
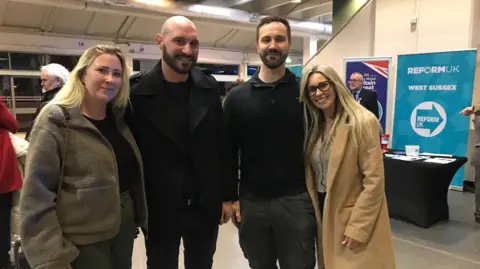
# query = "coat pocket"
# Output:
<box><xmin>58</xmin><ymin>185</ymin><xmax>120</xmax><ymax>235</ymax></box>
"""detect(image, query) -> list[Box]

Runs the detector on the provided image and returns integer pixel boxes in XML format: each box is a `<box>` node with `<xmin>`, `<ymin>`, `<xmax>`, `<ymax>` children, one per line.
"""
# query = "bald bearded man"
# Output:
<box><xmin>125</xmin><ymin>16</ymin><xmax>236</xmax><ymax>269</ymax></box>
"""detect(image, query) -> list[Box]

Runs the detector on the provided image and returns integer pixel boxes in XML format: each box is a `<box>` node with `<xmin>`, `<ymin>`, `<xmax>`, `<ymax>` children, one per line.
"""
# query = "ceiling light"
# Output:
<box><xmin>290</xmin><ymin>0</ymin><xmax>302</xmax><ymax>3</ymax></box>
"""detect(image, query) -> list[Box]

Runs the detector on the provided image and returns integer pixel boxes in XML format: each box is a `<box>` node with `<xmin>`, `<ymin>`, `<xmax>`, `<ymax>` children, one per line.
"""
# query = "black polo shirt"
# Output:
<box><xmin>224</xmin><ymin>69</ymin><xmax>306</xmax><ymax>198</ymax></box>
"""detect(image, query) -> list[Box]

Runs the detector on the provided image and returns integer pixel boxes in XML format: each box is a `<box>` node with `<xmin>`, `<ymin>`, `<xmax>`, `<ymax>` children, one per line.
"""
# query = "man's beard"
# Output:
<box><xmin>260</xmin><ymin>49</ymin><xmax>288</xmax><ymax>69</ymax></box>
<box><xmin>162</xmin><ymin>46</ymin><xmax>197</xmax><ymax>74</ymax></box>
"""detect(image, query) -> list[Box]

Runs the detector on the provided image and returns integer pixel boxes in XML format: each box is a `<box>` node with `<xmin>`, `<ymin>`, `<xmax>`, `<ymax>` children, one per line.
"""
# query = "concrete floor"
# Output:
<box><xmin>131</xmin><ymin>191</ymin><xmax>480</xmax><ymax>269</ymax></box>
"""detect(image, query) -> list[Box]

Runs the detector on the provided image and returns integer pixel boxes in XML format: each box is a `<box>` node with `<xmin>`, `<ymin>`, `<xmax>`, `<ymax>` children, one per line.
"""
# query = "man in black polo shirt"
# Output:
<box><xmin>126</xmin><ymin>16</ymin><xmax>235</xmax><ymax>269</ymax></box>
<box><xmin>223</xmin><ymin>16</ymin><xmax>316</xmax><ymax>269</ymax></box>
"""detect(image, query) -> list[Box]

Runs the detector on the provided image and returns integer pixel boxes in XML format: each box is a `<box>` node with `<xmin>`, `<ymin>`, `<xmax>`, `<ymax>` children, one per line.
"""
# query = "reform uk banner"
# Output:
<box><xmin>344</xmin><ymin>57</ymin><xmax>391</xmax><ymax>132</ymax></box>
<box><xmin>392</xmin><ymin>50</ymin><xmax>477</xmax><ymax>189</ymax></box>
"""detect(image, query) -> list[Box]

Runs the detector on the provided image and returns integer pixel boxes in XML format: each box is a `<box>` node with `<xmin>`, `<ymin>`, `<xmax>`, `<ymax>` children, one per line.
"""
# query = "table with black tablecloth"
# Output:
<box><xmin>383</xmin><ymin>151</ymin><xmax>467</xmax><ymax>228</ymax></box>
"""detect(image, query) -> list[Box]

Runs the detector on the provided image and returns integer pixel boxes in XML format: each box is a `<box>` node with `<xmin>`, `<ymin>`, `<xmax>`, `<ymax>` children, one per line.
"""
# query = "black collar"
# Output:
<box><xmin>249</xmin><ymin>68</ymin><xmax>298</xmax><ymax>88</ymax></box>
<box><xmin>43</xmin><ymin>86</ymin><xmax>61</xmax><ymax>101</ymax></box>
<box><xmin>131</xmin><ymin>60</ymin><xmax>213</xmax><ymax>95</ymax></box>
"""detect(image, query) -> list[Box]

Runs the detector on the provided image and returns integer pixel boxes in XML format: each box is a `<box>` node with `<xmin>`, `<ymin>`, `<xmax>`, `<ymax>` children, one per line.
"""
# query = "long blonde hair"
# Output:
<box><xmin>49</xmin><ymin>44</ymin><xmax>130</xmax><ymax>109</ymax></box>
<box><xmin>299</xmin><ymin>65</ymin><xmax>380</xmax><ymax>162</ymax></box>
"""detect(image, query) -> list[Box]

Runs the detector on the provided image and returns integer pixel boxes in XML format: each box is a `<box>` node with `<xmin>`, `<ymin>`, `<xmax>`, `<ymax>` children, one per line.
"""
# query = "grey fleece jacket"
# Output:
<box><xmin>19</xmin><ymin>104</ymin><xmax>148</xmax><ymax>269</ymax></box>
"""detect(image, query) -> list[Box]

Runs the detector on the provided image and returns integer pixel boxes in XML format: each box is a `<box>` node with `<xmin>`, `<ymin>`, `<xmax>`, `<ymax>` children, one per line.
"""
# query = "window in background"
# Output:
<box><xmin>49</xmin><ymin>54</ymin><xmax>80</xmax><ymax>71</ymax></box>
<box><xmin>197</xmin><ymin>63</ymin><xmax>238</xmax><ymax>75</ymax></box>
<box><xmin>133</xmin><ymin>59</ymin><xmax>140</xmax><ymax>72</ymax></box>
<box><xmin>13</xmin><ymin>77</ymin><xmax>42</xmax><ymax>97</ymax></box>
<box><xmin>247</xmin><ymin>65</ymin><xmax>260</xmax><ymax>76</ymax></box>
<box><xmin>132</xmin><ymin>59</ymin><xmax>157</xmax><ymax>72</ymax></box>
<box><xmin>1</xmin><ymin>75</ymin><xmax>11</xmax><ymax>98</ymax></box>
<box><xmin>0</xmin><ymin>52</ymin><xmax>9</xmax><ymax>69</ymax></box>
<box><xmin>10</xmin><ymin>53</ymin><xmax>47</xmax><ymax>71</ymax></box>
<box><xmin>12</xmin><ymin>76</ymin><xmax>42</xmax><ymax>131</ymax></box>
<box><xmin>217</xmin><ymin>82</ymin><xmax>226</xmax><ymax>96</ymax></box>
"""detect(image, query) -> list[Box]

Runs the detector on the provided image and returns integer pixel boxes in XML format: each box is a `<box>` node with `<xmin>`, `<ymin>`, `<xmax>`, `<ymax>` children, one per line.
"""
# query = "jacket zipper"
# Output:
<box><xmin>77</xmin><ymin>125</ymin><xmax>148</xmax><ymax>239</ymax></box>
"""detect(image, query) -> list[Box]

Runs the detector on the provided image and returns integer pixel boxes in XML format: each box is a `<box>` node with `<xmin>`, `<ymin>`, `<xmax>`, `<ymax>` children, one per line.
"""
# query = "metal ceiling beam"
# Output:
<box><xmin>120</xmin><ymin>16</ymin><xmax>137</xmax><ymax>38</ymax></box>
<box><xmin>8</xmin><ymin>0</ymin><xmax>332</xmax><ymax>38</ymax></box>
<box><xmin>288</xmin><ymin>3</ymin><xmax>332</xmax><ymax>20</ymax></box>
<box><xmin>41</xmin><ymin>6</ymin><xmax>59</xmax><ymax>32</ymax></box>
<box><xmin>215</xmin><ymin>29</ymin><xmax>239</xmax><ymax>48</ymax></box>
<box><xmin>288</xmin><ymin>0</ymin><xmax>331</xmax><ymax>14</ymax></box>
<box><xmin>250</xmin><ymin>0</ymin><xmax>293</xmax><ymax>12</ymax></box>
<box><xmin>0</xmin><ymin>0</ymin><xmax>8</xmax><ymax>26</ymax></box>
<box><xmin>84</xmin><ymin>12</ymin><xmax>96</xmax><ymax>35</ymax></box>
<box><xmin>300</xmin><ymin>5</ymin><xmax>331</xmax><ymax>19</ymax></box>
<box><xmin>200</xmin><ymin>0</ymin><xmax>254</xmax><ymax>7</ymax></box>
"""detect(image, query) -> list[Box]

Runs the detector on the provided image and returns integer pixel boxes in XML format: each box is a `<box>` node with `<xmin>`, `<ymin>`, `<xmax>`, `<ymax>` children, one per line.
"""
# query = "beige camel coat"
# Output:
<box><xmin>306</xmin><ymin>115</ymin><xmax>396</xmax><ymax>269</ymax></box>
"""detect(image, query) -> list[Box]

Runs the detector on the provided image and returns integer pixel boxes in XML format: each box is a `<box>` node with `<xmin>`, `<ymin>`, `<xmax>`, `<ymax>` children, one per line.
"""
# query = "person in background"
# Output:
<box><xmin>19</xmin><ymin>45</ymin><xmax>147</xmax><ymax>269</ymax></box>
<box><xmin>460</xmin><ymin>104</ymin><xmax>480</xmax><ymax>224</ymax></box>
<box><xmin>0</xmin><ymin>97</ymin><xmax>22</xmax><ymax>269</ymax></box>
<box><xmin>348</xmin><ymin>72</ymin><xmax>379</xmax><ymax>119</ymax></box>
<box><xmin>25</xmin><ymin>63</ymin><xmax>70</xmax><ymax>140</ymax></box>
<box><xmin>300</xmin><ymin>65</ymin><xmax>395</xmax><ymax>269</ymax></box>
<box><xmin>127</xmin><ymin>16</ymin><xmax>235</xmax><ymax>269</ymax></box>
<box><xmin>223</xmin><ymin>16</ymin><xmax>317</xmax><ymax>269</ymax></box>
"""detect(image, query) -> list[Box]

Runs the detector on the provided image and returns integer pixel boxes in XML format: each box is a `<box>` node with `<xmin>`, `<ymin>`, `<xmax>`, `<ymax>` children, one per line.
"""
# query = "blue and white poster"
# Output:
<box><xmin>392</xmin><ymin>49</ymin><xmax>477</xmax><ymax>189</ymax></box>
<box><xmin>344</xmin><ymin>57</ymin><xmax>390</xmax><ymax>132</ymax></box>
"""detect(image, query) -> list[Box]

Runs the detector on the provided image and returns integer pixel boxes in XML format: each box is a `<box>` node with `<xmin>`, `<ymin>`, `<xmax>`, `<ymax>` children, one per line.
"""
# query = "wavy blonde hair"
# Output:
<box><xmin>49</xmin><ymin>44</ymin><xmax>130</xmax><ymax>109</ymax></box>
<box><xmin>299</xmin><ymin>65</ymin><xmax>380</xmax><ymax>162</ymax></box>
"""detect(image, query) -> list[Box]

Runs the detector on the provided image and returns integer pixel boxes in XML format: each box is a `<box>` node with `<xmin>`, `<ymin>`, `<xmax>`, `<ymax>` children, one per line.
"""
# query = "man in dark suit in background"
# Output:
<box><xmin>348</xmin><ymin>72</ymin><xmax>379</xmax><ymax>119</ymax></box>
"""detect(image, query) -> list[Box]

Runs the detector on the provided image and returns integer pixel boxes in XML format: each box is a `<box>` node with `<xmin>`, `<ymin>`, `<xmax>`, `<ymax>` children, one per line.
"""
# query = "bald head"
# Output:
<box><xmin>156</xmin><ymin>15</ymin><xmax>200</xmax><ymax>76</ymax></box>
<box><xmin>161</xmin><ymin>16</ymin><xmax>196</xmax><ymax>36</ymax></box>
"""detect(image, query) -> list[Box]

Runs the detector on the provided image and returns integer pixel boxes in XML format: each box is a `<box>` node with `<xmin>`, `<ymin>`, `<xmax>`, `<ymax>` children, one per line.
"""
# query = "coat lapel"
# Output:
<box><xmin>359</xmin><ymin>89</ymin><xmax>368</xmax><ymax>105</ymax></box>
<box><xmin>326</xmin><ymin>118</ymin><xmax>351</xmax><ymax>191</ymax></box>
<box><xmin>129</xmin><ymin>62</ymin><xmax>182</xmax><ymax>145</ymax></box>
<box><xmin>188</xmin><ymin>68</ymin><xmax>214</xmax><ymax>132</ymax></box>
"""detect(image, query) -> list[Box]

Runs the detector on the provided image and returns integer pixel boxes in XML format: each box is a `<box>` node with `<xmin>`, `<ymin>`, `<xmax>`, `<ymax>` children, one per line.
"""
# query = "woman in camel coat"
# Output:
<box><xmin>299</xmin><ymin>65</ymin><xmax>396</xmax><ymax>269</ymax></box>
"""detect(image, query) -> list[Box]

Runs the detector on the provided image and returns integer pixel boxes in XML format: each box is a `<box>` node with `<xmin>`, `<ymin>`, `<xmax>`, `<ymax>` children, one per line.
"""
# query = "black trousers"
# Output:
<box><xmin>0</xmin><ymin>192</ymin><xmax>12</xmax><ymax>269</ymax></box>
<box><xmin>145</xmin><ymin>205</ymin><xmax>219</xmax><ymax>269</ymax></box>
<box><xmin>238</xmin><ymin>191</ymin><xmax>316</xmax><ymax>269</ymax></box>
<box><xmin>318</xmin><ymin>192</ymin><xmax>326</xmax><ymax>217</ymax></box>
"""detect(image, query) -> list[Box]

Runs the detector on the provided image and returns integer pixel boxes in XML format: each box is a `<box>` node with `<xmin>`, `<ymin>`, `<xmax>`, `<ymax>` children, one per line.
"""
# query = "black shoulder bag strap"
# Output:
<box><xmin>57</xmin><ymin>106</ymin><xmax>71</xmax><ymax>200</ymax></box>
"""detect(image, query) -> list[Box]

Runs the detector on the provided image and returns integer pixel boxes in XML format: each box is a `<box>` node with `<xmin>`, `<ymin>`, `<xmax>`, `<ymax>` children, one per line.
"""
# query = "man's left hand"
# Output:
<box><xmin>220</xmin><ymin>202</ymin><xmax>233</xmax><ymax>225</ymax></box>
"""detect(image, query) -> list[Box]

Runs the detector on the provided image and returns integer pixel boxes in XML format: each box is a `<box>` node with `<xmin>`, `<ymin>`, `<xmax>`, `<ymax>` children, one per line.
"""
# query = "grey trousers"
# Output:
<box><xmin>238</xmin><ymin>191</ymin><xmax>316</xmax><ymax>269</ymax></box>
<box><xmin>71</xmin><ymin>191</ymin><xmax>137</xmax><ymax>269</ymax></box>
<box><xmin>475</xmin><ymin>148</ymin><xmax>480</xmax><ymax>220</ymax></box>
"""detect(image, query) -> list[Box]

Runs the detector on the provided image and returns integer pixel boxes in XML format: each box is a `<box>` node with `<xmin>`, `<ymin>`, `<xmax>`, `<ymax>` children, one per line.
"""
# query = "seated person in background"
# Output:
<box><xmin>19</xmin><ymin>44</ymin><xmax>147</xmax><ymax>269</ymax></box>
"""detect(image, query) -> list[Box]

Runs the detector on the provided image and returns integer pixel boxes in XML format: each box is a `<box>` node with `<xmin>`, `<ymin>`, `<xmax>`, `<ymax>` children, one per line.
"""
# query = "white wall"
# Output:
<box><xmin>375</xmin><ymin>0</ymin><xmax>476</xmax><ymax>137</ymax></box>
<box><xmin>304</xmin><ymin>1</ymin><xmax>375</xmax><ymax>78</ymax></box>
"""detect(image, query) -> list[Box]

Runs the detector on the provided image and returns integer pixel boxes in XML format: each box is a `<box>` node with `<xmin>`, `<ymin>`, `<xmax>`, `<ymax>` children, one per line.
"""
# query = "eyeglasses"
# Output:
<box><xmin>348</xmin><ymin>79</ymin><xmax>362</xmax><ymax>83</ymax></box>
<box><xmin>307</xmin><ymin>81</ymin><xmax>331</xmax><ymax>95</ymax></box>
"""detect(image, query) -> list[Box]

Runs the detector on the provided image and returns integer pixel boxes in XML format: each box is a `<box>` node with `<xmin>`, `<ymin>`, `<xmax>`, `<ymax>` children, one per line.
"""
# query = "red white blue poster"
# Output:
<box><xmin>344</xmin><ymin>57</ymin><xmax>391</xmax><ymax>132</ymax></box>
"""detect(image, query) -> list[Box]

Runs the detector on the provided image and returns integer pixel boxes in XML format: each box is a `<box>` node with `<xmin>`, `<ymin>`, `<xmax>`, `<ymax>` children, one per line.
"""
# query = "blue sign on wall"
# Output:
<box><xmin>392</xmin><ymin>49</ymin><xmax>477</xmax><ymax>189</ymax></box>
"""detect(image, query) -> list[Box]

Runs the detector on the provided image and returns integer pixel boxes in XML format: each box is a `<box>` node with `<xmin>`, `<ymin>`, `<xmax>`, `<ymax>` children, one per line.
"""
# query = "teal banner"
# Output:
<box><xmin>287</xmin><ymin>65</ymin><xmax>302</xmax><ymax>77</ymax></box>
<box><xmin>392</xmin><ymin>50</ymin><xmax>477</xmax><ymax>189</ymax></box>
